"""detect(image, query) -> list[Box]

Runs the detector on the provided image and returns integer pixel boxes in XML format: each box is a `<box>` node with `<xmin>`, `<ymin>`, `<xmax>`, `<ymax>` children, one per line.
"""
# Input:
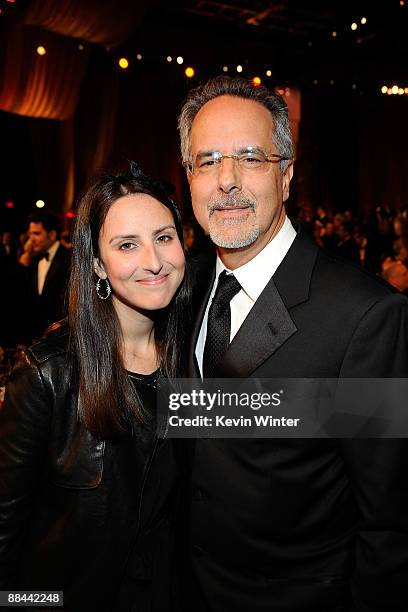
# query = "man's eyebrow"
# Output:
<box><xmin>195</xmin><ymin>145</ymin><xmax>264</xmax><ymax>157</ymax></box>
<box><xmin>195</xmin><ymin>150</ymin><xmax>219</xmax><ymax>159</ymax></box>
<box><xmin>109</xmin><ymin>225</ymin><xmax>176</xmax><ymax>244</ymax></box>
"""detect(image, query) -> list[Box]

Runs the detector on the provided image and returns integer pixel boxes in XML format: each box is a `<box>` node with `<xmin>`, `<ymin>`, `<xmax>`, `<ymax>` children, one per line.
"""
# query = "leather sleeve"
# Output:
<box><xmin>0</xmin><ymin>351</ymin><xmax>52</xmax><ymax>588</ymax></box>
<box><xmin>339</xmin><ymin>293</ymin><xmax>408</xmax><ymax>611</ymax></box>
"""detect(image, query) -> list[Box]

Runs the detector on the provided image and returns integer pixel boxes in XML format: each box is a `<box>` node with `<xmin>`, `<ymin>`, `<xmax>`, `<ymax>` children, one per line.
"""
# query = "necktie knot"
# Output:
<box><xmin>211</xmin><ymin>271</ymin><xmax>241</xmax><ymax>311</ymax></box>
<box><xmin>39</xmin><ymin>251</ymin><xmax>50</xmax><ymax>261</ymax></box>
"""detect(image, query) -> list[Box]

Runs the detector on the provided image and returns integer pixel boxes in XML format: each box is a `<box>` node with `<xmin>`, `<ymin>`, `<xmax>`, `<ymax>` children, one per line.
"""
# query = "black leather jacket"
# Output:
<box><xmin>0</xmin><ymin>330</ymin><xmax>179</xmax><ymax>611</ymax></box>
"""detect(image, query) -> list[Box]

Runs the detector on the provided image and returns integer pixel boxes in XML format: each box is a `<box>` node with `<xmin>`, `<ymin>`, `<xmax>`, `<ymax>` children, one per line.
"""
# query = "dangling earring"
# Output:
<box><xmin>96</xmin><ymin>276</ymin><xmax>111</xmax><ymax>299</ymax></box>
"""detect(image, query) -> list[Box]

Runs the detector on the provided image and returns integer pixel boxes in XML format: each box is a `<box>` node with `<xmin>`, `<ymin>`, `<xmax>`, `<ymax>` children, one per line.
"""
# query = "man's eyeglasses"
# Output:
<box><xmin>187</xmin><ymin>146</ymin><xmax>292</xmax><ymax>177</ymax></box>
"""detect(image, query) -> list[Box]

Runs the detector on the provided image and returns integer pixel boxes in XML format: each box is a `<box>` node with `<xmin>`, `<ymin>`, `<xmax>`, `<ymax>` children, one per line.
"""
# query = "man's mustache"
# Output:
<box><xmin>208</xmin><ymin>196</ymin><xmax>256</xmax><ymax>215</ymax></box>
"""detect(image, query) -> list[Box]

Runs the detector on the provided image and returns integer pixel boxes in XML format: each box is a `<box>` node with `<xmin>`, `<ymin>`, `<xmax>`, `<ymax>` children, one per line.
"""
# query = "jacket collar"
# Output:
<box><xmin>189</xmin><ymin>222</ymin><xmax>318</xmax><ymax>378</ymax></box>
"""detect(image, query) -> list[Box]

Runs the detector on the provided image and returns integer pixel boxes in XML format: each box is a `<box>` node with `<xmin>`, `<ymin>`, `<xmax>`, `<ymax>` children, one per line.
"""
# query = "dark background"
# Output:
<box><xmin>0</xmin><ymin>0</ymin><xmax>407</xmax><ymax>234</ymax></box>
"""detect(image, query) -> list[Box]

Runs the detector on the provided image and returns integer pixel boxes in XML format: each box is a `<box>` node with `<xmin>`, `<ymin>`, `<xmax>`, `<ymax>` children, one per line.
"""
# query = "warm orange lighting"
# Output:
<box><xmin>252</xmin><ymin>76</ymin><xmax>262</xmax><ymax>87</ymax></box>
<box><xmin>398</xmin><ymin>88</ymin><xmax>404</xmax><ymax>95</ymax></box>
<box><xmin>392</xmin><ymin>85</ymin><xmax>399</xmax><ymax>94</ymax></box>
<box><xmin>118</xmin><ymin>57</ymin><xmax>129</xmax><ymax>69</ymax></box>
<box><xmin>400</xmin><ymin>1</ymin><xmax>405</xmax><ymax>6</ymax></box>
<box><xmin>185</xmin><ymin>67</ymin><xmax>195</xmax><ymax>78</ymax></box>
<box><xmin>387</xmin><ymin>88</ymin><xmax>393</xmax><ymax>95</ymax></box>
<box><xmin>361</xmin><ymin>17</ymin><xmax>367</xmax><ymax>24</ymax></box>
<box><xmin>381</xmin><ymin>85</ymin><xmax>388</xmax><ymax>94</ymax></box>
<box><xmin>66</xmin><ymin>210</ymin><xmax>76</xmax><ymax>219</ymax></box>
<box><xmin>331</xmin><ymin>31</ymin><xmax>337</xmax><ymax>38</ymax></box>
<box><xmin>36</xmin><ymin>46</ymin><xmax>46</xmax><ymax>56</ymax></box>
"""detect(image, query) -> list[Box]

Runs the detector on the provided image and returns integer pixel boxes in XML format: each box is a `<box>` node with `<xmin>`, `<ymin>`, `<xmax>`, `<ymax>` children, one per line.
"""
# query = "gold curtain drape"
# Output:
<box><xmin>0</xmin><ymin>24</ymin><xmax>89</xmax><ymax>119</ymax></box>
<box><xmin>25</xmin><ymin>0</ymin><xmax>148</xmax><ymax>47</ymax></box>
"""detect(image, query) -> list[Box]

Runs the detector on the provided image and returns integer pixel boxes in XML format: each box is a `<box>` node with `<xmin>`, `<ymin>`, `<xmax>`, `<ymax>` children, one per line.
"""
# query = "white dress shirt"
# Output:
<box><xmin>195</xmin><ymin>216</ymin><xmax>297</xmax><ymax>376</ymax></box>
<box><xmin>38</xmin><ymin>240</ymin><xmax>60</xmax><ymax>295</ymax></box>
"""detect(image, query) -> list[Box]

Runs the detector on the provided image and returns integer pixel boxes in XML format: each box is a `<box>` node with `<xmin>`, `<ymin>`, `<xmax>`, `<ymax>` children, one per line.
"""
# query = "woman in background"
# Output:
<box><xmin>0</xmin><ymin>162</ymin><xmax>190</xmax><ymax>611</ymax></box>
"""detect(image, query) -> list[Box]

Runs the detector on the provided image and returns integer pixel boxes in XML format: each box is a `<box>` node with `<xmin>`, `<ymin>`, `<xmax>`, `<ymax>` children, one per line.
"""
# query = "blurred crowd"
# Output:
<box><xmin>298</xmin><ymin>204</ymin><xmax>408</xmax><ymax>293</ymax></box>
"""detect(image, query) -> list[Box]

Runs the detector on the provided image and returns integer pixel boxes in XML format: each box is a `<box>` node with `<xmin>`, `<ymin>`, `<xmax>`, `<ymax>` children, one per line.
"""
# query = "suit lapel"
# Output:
<box><xmin>188</xmin><ymin>267</ymin><xmax>216</xmax><ymax>377</ymax></box>
<box><xmin>42</xmin><ymin>244</ymin><xmax>61</xmax><ymax>295</ymax></box>
<box><xmin>217</xmin><ymin>278</ymin><xmax>297</xmax><ymax>376</ymax></box>
<box><xmin>216</xmin><ymin>225</ymin><xmax>319</xmax><ymax>377</ymax></box>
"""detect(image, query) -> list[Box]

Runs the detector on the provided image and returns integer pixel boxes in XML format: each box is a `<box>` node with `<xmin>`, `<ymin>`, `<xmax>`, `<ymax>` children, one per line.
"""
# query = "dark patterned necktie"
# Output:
<box><xmin>203</xmin><ymin>270</ymin><xmax>242</xmax><ymax>377</ymax></box>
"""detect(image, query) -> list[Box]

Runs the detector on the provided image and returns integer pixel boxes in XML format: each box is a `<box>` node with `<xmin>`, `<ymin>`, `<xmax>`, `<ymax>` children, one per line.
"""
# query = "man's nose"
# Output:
<box><xmin>217</xmin><ymin>157</ymin><xmax>242</xmax><ymax>194</ymax></box>
<box><xmin>140</xmin><ymin>244</ymin><xmax>163</xmax><ymax>274</ymax></box>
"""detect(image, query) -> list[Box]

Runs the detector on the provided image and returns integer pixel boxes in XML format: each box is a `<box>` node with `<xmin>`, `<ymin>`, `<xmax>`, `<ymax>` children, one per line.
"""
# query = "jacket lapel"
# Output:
<box><xmin>188</xmin><ymin>267</ymin><xmax>216</xmax><ymax>377</ymax></box>
<box><xmin>42</xmin><ymin>244</ymin><xmax>61</xmax><ymax>295</ymax></box>
<box><xmin>216</xmin><ymin>225</ymin><xmax>318</xmax><ymax>377</ymax></box>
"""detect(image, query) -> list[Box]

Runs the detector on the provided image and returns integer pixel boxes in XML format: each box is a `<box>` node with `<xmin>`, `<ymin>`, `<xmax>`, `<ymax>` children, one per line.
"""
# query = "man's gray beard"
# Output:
<box><xmin>207</xmin><ymin>194</ymin><xmax>259</xmax><ymax>248</ymax></box>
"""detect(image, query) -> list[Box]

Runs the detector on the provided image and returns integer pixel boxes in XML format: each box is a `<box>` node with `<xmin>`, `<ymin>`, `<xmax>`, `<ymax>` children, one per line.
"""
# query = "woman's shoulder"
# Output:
<box><xmin>27</xmin><ymin>321</ymin><xmax>68</xmax><ymax>366</ymax></box>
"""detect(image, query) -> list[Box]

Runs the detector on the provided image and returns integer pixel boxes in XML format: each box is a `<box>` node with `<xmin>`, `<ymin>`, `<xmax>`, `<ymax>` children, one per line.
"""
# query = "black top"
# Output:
<box><xmin>0</xmin><ymin>336</ymin><xmax>179</xmax><ymax>612</ymax></box>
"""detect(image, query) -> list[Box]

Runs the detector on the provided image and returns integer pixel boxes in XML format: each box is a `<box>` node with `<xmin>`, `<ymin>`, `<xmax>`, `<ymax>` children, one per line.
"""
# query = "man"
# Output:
<box><xmin>27</xmin><ymin>211</ymin><xmax>71</xmax><ymax>340</ymax></box>
<box><xmin>178</xmin><ymin>77</ymin><xmax>408</xmax><ymax>611</ymax></box>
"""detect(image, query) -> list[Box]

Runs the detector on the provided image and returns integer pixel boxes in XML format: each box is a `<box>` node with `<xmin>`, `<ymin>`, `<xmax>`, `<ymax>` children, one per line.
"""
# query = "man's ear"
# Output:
<box><xmin>93</xmin><ymin>257</ymin><xmax>107</xmax><ymax>279</ymax></box>
<box><xmin>282</xmin><ymin>162</ymin><xmax>294</xmax><ymax>203</ymax></box>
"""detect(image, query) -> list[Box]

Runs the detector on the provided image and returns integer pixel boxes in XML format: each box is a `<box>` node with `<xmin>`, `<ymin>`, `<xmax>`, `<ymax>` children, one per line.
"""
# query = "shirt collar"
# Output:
<box><xmin>46</xmin><ymin>240</ymin><xmax>60</xmax><ymax>262</ymax></box>
<box><xmin>215</xmin><ymin>216</ymin><xmax>296</xmax><ymax>301</ymax></box>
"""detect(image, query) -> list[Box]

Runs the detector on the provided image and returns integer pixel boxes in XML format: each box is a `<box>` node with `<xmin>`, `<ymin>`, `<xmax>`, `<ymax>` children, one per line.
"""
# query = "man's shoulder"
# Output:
<box><xmin>54</xmin><ymin>243</ymin><xmax>71</xmax><ymax>263</ymax></box>
<box><xmin>314</xmin><ymin>246</ymin><xmax>396</xmax><ymax>302</ymax></box>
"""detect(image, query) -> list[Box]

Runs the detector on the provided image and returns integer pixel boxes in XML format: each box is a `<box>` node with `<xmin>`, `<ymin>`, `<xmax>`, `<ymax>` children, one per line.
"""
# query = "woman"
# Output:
<box><xmin>0</xmin><ymin>162</ymin><xmax>190</xmax><ymax>611</ymax></box>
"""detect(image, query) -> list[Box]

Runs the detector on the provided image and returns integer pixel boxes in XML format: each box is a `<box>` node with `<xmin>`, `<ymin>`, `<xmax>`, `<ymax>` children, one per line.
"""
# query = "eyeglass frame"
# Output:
<box><xmin>186</xmin><ymin>145</ymin><xmax>292</xmax><ymax>176</ymax></box>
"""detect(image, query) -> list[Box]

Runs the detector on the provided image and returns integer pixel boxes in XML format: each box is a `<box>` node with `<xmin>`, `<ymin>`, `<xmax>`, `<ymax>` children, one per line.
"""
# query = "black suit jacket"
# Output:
<box><xmin>29</xmin><ymin>244</ymin><xmax>71</xmax><ymax>339</ymax></box>
<box><xmin>186</xmin><ymin>224</ymin><xmax>408</xmax><ymax>612</ymax></box>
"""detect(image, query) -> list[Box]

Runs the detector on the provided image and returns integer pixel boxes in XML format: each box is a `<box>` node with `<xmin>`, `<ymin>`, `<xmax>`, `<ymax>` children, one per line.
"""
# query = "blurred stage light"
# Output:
<box><xmin>236</xmin><ymin>65</ymin><xmax>243</xmax><ymax>73</ymax></box>
<box><xmin>5</xmin><ymin>201</ymin><xmax>15</xmax><ymax>209</ymax></box>
<box><xmin>36</xmin><ymin>200</ymin><xmax>45</xmax><ymax>208</ymax></box>
<box><xmin>36</xmin><ymin>46</ymin><xmax>46</xmax><ymax>56</ymax></box>
<box><xmin>118</xmin><ymin>57</ymin><xmax>129</xmax><ymax>69</ymax></box>
<box><xmin>252</xmin><ymin>76</ymin><xmax>261</xmax><ymax>86</ymax></box>
<box><xmin>266</xmin><ymin>70</ymin><xmax>272</xmax><ymax>77</ymax></box>
<box><xmin>185</xmin><ymin>67</ymin><xmax>195</xmax><ymax>78</ymax></box>
<box><xmin>176</xmin><ymin>56</ymin><xmax>184</xmax><ymax>65</ymax></box>
<box><xmin>167</xmin><ymin>56</ymin><xmax>172</xmax><ymax>62</ymax></box>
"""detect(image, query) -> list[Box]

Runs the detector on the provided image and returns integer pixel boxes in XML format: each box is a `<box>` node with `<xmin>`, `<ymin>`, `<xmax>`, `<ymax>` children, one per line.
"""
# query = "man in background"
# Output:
<box><xmin>27</xmin><ymin>211</ymin><xmax>71</xmax><ymax>339</ymax></box>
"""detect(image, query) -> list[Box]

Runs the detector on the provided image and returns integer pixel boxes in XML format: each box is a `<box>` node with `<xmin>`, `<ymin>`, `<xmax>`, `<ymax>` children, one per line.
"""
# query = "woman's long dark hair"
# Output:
<box><xmin>68</xmin><ymin>161</ymin><xmax>191</xmax><ymax>438</ymax></box>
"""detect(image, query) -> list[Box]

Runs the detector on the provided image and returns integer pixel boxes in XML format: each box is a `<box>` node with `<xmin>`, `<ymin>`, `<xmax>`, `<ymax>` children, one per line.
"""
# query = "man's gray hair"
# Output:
<box><xmin>178</xmin><ymin>76</ymin><xmax>293</xmax><ymax>173</ymax></box>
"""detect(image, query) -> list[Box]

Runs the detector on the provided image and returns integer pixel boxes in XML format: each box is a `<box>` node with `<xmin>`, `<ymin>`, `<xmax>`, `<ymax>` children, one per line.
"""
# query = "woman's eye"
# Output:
<box><xmin>119</xmin><ymin>242</ymin><xmax>136</xmax><ymax>250</ymax></box>
<box><xmin>157</xmin><ymin>235</ymin><xmax>173</xmax><ymax>243</ymax></box>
